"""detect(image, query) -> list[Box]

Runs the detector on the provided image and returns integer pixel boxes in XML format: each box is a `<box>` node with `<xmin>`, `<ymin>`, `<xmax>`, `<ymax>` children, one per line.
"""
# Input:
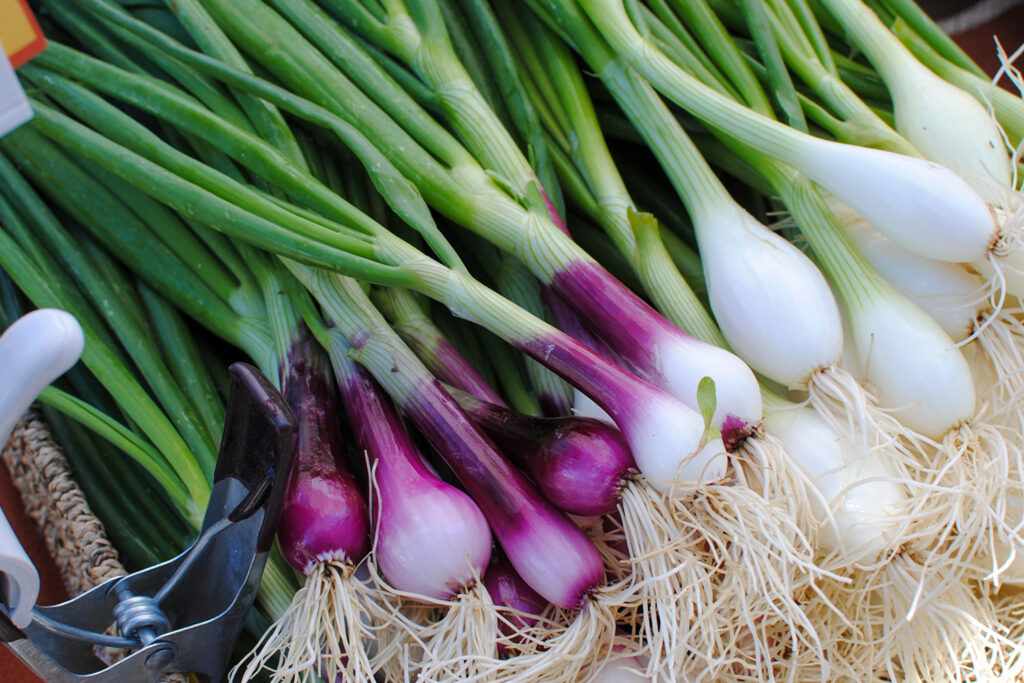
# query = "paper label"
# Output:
<box><xmin>1</xmin><ymin>0</ymin><xmax>46</xmax><ymax>68</ymax></box>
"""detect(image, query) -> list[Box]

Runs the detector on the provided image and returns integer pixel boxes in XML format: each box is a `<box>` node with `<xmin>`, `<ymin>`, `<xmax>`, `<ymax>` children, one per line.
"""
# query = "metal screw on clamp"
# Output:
<box><xmin>144</xmin><ymin>644</ymin><xmax>177</xmax><ymax>671</ymax></box>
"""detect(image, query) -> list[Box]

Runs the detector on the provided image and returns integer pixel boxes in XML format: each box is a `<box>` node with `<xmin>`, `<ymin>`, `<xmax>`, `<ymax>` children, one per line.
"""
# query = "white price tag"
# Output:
<box><xmin>0</xmin><ymin>47</ymin><xmax>30</xmax><ymax>139</ymax></box>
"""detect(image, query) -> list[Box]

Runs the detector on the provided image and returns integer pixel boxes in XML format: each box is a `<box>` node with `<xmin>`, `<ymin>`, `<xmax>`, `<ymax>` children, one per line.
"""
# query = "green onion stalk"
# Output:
<box><xmin>435</xmin><ymin>232</ymin><xmax>576</xmax><ymax>417</ymax></box>
<box><xmin>484</xmin><ymin>253</ymin><xmax>577</xmax><ymax>416</ymax></box>
<box><xmin>371</xmin><ymin>286</ymin><xmax>509</xmax><ymax>407</ymax></box>
<box><xmin>753</xmin><ymin>0</ymin><xmax>916</xmax><ymax>152</ymax></box>
<box><xmin>0</xmin><ymin>149</ymin><xmax>212</xmax><ymax>528</ymax></box>
<box><xmin>0</xmin><ymin>207</ymin><xmax>196</xmax><ymax>568</ymax></box>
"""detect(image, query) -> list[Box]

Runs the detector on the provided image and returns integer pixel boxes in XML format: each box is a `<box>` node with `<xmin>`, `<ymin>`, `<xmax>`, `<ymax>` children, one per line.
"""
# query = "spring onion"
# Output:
<box><xmin>328</xmin><ymin>347</ymin><xmax>496</xmax><ymax>682</ymax></box>
<box><xmin>234</xmin><ymin>327</ymin><xmax>378</xmax><ymax>683</ymax></box>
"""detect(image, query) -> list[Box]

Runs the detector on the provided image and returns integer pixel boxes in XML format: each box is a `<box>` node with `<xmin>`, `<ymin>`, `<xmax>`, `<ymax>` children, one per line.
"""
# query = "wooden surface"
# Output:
<box><xmin>2</xmin><ymin>5</ymin><xmax>1023</xmax><ymax>682</ymax></box>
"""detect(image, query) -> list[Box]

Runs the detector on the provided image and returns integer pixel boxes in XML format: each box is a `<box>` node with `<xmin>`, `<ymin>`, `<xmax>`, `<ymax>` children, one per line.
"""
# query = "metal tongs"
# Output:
<box><xmin>0</xmin><ymin>310</ymin><xmax>297</xmax><ymax>682</ymax></box>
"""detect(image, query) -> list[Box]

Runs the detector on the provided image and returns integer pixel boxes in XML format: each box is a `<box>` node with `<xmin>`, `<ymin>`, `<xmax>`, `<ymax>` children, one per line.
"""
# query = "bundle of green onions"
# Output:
<box><xmin>2</xmin><ymin>0</ymin><xmax>1024</xmax><ymax>680</ymax></box>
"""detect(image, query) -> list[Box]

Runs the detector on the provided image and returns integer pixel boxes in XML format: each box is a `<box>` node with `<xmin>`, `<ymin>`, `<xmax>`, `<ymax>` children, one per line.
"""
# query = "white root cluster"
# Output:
<box><xmin>579</xmin><ymin>456</ymin><xmax>834</xmax><ymax>683</ymax></box>
<box><xmin>482</xmin><ymin>598</ymin><xmax>623</xmax><ymax>683</ymax></box>
<box><xmin>617</xmin><ymin>481</ymin><xmax>719</xmax><ymax>680</ymax></box>
<box><xmin>380</xmin><ymin>582</ymin><xmax>502</xmax><ymax>683</ymax></box>
<box><xmin>230</xmin><ymin>560</ymin><xmax>388</xmax><ymax>683</ymax></box>
<box><xmin>667</xmin><ymin>480</ymin><xmax>835</xmax><ymax>682</ymax></box>
<box><xmin>806</xmin><ymin>365</ymin><xmax>929</xmax><ymax>463</ymax></box>
<box><xmin>787</xmin><ymin>389</ymin><xmax>1024</xmax><ymax>680</ymax></box>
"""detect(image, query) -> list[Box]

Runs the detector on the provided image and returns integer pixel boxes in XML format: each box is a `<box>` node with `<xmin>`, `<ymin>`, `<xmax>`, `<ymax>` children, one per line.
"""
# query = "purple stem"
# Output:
<box><xmin>513</xmin><ymin>327</ymin><xmax>654</xmax><ymax>427</ymax></box>
<box><xmin>550</xmin><ymin>259</ymin><xmax>687</xmax><ymax>378</ymax></box>
<box><xmin>542</xmin><ymin>285</ymin><xmax>624</xmax><ymax>364</ymax></box>
<box><xmin>422</xmin><ymin>335</ymin><xmax>507</xmax><ymax>406</ymax></box>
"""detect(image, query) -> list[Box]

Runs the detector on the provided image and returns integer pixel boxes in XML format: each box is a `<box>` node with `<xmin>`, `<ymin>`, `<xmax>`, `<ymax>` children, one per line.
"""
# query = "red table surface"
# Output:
<box><xmin>1</xmin><ymin>451</ymin><xmax>70</xmax><ymax>683</ymax></box>
<box><xmin>3</xmin><ymin>6</ymin><xmax>1024</xmax><ymax>682</ymax></box>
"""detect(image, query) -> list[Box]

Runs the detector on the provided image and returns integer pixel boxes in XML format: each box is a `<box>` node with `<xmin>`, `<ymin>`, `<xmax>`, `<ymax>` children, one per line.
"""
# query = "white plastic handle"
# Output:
<box><xmin>0</xmin><ymin>516</ymin><xmax>38</xmax><ymax>628</ymax></box>
<box><xmin>0</xmin><ymin>309</ymin><xmax>84</xmax><ymax>627</ymax></box>
<box><xmin>0</xmin><ymin>308</ymin><xmax>85</xmax><ymax>446</ymax></box>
